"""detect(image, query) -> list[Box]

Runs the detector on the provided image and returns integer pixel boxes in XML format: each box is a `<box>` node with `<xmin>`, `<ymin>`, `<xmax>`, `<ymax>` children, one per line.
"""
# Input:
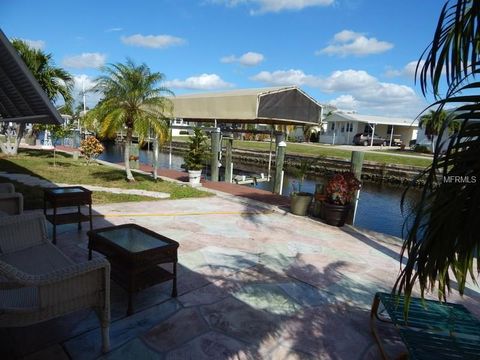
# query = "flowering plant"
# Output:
<box><xmin>324</xmin><ymin>172</ymin><xmax>361</xmax><ymax>205</ymax></box>
<box><xmin>79</xmin><ymin>136</ymin><xmax>104</xmax><ymax>165</ymax></box>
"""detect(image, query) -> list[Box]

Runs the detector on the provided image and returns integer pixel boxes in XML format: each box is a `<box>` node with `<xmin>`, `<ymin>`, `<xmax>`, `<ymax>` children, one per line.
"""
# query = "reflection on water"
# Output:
<box><xmin>99</xmin><ymin>143</ymin><xmax>419</xmax><ymax>238</ymax></box>
<box><xmin>98</xmin><ymin>143</ymin><xmax>185</xmax><ymax>171</ymax></box>
<box><xmin>256</xmin><ymin>171</ymin><xmax>418</xmax><ymax>239</ymax></box>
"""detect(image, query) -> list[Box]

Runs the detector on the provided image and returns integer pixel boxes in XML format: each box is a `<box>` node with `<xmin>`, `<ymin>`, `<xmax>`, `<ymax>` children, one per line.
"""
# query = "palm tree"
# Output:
<box><xmin>418</xmin><ymin>109</ymin><xmax>446</xmax><ymax>150</ymax></box>
<box><xmin>274</xmin><ymin>124</ymin><xmax>296</xmax><ymax>141</ymax></box>
<box><xmin>94</xmin><ymin>59</ymin><xmax>173</xmax><ymax>181</ymax></box>
<box><xmin>419</xmin><ymin>109</ymin><xmax>459</xmax><ymax>150</ymax></box>
<box><xmin>396</xmin><ymin>0</ymin><xmax>480</xmax><ymax>308</ymax></box>
<box><xmin>0</xmin><ymin>40</ymin><xmax>73</xmax><ymax>155</ymax></box>
<box><xmin>302</xmin><ymin>124</ymin><xmax>318</xmax><ymax>143</ymax></box>
<box><xmin>11</xmin><ymin>39</ymin><xmax>73</xmax><ymax>104</ymax></box>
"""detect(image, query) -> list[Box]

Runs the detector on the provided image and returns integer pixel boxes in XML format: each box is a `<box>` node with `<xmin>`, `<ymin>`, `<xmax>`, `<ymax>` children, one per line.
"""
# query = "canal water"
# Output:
<box><xmin>99</xmin><ymin>143</ymin><xmax>419</xmax><ymax>238</ymax></box>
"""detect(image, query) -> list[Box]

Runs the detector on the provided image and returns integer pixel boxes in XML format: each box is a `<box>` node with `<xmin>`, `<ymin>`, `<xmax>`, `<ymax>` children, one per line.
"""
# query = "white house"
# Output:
<box><xmin>171</xmin><ymin>118</ymin><xmax>193</xmax><ymax>136</ymax></box>
<box><xmin>320</xmin><ymin>112</ymin><xmax>419</xmax><ymax>146</ymax></box>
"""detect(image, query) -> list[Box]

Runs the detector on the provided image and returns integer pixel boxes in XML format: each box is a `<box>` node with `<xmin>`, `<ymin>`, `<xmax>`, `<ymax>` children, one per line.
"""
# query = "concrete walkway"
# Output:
<box><xmin>2</xmin><ymin>195</ymin><xmax>479</xmax><ymax>359</ymax></box>
<box><xmin>136</xmin><ymin>163</ymin><xmax>291</xmax><ymax>207</ymax></box>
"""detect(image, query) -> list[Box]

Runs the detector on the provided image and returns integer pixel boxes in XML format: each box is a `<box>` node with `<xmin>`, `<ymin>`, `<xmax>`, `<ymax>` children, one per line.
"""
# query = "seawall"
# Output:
<box><xmin>167</xmin><ymin>141</ymin><xmax>426</xmax><ymax>186</ymax></box>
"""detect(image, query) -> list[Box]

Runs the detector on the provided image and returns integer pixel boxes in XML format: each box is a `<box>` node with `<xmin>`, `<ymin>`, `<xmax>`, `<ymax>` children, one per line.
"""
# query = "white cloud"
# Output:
<box><xmin>106</xmin><ymin>27</ymin><xmax>122</xmax><ymax>32</ymax></box>
<box><xmin>210</xmin><ymin>0</ymin><xmax>333</xmax><ymax>14</ymax></box>
<box><xmin>73</xmin><ymin>74</ymin><xmax>101</xmax><ymax>108</ymax></box>
<box><xmin>220</xmin><ymin>55</ymin><xmax>236</xmax><ymax>63</ymax></box>
<box><xmin>21</xmin><ymin>38</ymin><xmax>45</xmax><ymax>50</ymax></box>
<box><xmin>322</xmin><ymin>69</ymin><xmax>419</xmax><ymax>104</ymax></box>
<box><xmin>384</xmin><ymin>60</ymin><xmax>425</xmax><ymax>78</ymax></box>
<box><xmin>250</xmin><ymin>69</ymin><xmax>322</xmax><ymax>87</ymax></box>
<box><xmin>251</xmin><ymin>68</ymin><xmax>425</xmax><ymax>116</ymax></box>
<box><xmin>121</xmin><ymin>34</ymin><xmax>186</xmax><ymax>49</ymax></box>
<box><xmin>321</xmin><ymin>70</ymin><xmax>378</xmax><ymax>92</ymax></box>
<box><xmin>165</xmin><ymin>73</ymin><xmax>233</xmax><ymax>90</ymax></box>
<box><xmin>317</xmin><ymin>30</ymin><xmax>393</xmax><ymax>57</ymax></box>
<box><xmin>328</xmin><ymin>94</ymin><xmax>358</xmax><ymax>110</ymax></box>
<box><xmin>221</xmin><ymin>51</ymin><xmax>265</xmax><ymax>66</ymax></box>
<box><xmin>62</xmin><ymin>53</ymin><xmax>106</xmax><ymax>69</ymax></box>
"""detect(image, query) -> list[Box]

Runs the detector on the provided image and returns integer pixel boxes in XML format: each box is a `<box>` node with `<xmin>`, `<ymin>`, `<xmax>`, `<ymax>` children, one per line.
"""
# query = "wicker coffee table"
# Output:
<box><xmin>87</xmin><ymin>224</ymin><xmax>179</xmax><ymax>316</ymax></box>
<box><xmin>44</xmin><ymin>186</ymin><xmax>93</xmax><ymax>244</ymax></box>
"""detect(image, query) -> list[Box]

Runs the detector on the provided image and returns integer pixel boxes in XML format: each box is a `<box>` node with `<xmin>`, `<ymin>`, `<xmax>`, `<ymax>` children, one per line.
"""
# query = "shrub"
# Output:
<box><xmin>80</xmin><ymin>136</ymin><xmax>104</xmax><ymax>165</ymax></box>
<box><xmin>413</xmin><ymin>144</ymin><xmax>432</xmax><ymax>153</ymax></box>
<box><xmin>183</xmin><ymin>128</ymin><xmax>208</xmax><ymax>171</ymax></box>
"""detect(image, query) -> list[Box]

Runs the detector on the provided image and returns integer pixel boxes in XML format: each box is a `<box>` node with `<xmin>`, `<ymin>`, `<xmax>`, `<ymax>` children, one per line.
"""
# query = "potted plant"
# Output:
<box><xmin>322</xmin><ymin>172</ymin><xmax>361</xmax><ymax>226</ymax></box>
<box><xmin>184</xmin><ymin>127</ymin><xmax>208</xmax><ymax>185</ymax></box>
<box><xmin>290</xmin><ymin>159</ymin><xmax>314</xmax><ymax>216</ymax></box>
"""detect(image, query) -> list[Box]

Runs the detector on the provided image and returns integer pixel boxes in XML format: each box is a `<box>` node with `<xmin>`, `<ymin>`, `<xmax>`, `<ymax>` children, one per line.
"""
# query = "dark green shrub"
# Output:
<box><xmin>413</xmin><ymin>144</ymin><xmax>432</xmax><ymax>153</ymax></box>
<box><xmin>183</xmin><ymin>128</ymin><xmax>208</xmax><ymax>171</ymax></box>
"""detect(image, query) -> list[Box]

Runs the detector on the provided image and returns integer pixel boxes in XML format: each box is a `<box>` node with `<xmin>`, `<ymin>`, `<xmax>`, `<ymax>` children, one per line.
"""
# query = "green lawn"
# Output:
<box><xmin>0</xmin><ymin>149</ymin><xmax>212</xmax><ymax>210</ymax></box>
<box><xmin>174</xmin><ymin>137</ymin><xmax>432</xmax><ymax>167</ymax></box>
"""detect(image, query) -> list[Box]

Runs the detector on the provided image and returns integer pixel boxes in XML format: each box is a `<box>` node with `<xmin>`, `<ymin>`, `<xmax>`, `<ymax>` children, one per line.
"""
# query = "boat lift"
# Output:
<box><xmin>160</xmin><ymin>123</ymin><xmax>280</xmax><ymax>185</ymax></box>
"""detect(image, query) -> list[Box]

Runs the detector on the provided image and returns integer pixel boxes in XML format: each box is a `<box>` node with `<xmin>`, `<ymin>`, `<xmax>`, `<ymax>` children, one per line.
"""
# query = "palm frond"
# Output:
<box><xmin>398</xmin><ymin>0</ymin><xmax>480</xmax><ymax>314</ymax></box>
<box><xmin>418</xmin><ymin>0</ymin><xmax>480</xmax><ymax>98</ymax></box>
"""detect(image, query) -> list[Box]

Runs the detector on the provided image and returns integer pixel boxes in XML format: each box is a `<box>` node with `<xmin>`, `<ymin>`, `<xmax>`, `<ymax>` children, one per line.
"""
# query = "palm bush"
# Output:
<box><xmin>396</xmin><ymin>0</ymin><xmax>480</xmax><ymax>307</ymax></box>
<box><xmin>93</xmin><ymin>59</ymin><xmax>172</xmax><ymax>181</ymax></box>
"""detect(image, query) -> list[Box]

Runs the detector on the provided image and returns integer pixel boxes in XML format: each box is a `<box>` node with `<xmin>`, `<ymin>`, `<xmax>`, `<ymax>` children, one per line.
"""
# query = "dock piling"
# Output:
<box><xmin>225</xmin><ymin>136</ymin><xmax>233</xmax><ymax>183</ymax></box>
<box><xmin>210</xmin><ymin>128</ymin><xmax>221</xmax><ymax>182</ymax></box>
<box><xmin>273</xmin><ymin>141</ymin><xmax>286</xmax><ymax>194</ymax></box>
<box><xmin>349</xmin><ymin>151</ymin><xmax>364</xmax><ymax>225</ymax></box>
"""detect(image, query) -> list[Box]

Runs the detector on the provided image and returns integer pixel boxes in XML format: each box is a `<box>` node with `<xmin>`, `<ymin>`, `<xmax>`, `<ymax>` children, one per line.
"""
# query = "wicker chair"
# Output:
<box><xmin>0</xmin><ymin>183</ymin><xmax>23</xmax><ymax>215</ymax></box>
<box><xmin>0</xmin><ymin>213</ymin><xmax>111</xmax><ymax>352</ymax></box>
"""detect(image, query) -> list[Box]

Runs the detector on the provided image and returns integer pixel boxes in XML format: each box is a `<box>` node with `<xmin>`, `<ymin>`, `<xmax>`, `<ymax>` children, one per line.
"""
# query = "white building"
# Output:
<box><xmin>320</xmin><ymin>112</ymin><xmax>419</xmax><ymax>146</ymax></box>
<box><xmin>171</xmin><ymin>118</ymin><xmax>193</xmax><ymax>136</ymax></box>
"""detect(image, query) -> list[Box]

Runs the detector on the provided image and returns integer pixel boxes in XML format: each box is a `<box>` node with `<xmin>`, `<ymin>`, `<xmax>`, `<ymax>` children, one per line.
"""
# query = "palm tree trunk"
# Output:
<box><xmin>0</xmin><ymin>123</ymin><xmax>25</xmax><ymax>155</ymax></box>
<box><xmin>14</xmin><ymin>123</ymin><xmax>26</xmax><ymax>155</ymax></box>
<box><xmin>124</xmin><ymin>128</ymin><xmax>135</xmax><ymax>181</ymax></box>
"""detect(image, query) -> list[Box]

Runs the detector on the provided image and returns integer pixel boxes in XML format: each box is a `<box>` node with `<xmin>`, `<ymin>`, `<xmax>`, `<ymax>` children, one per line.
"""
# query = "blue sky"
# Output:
<box><xmin>1</xmin><ymin>0</ymin><xmax>444</xmax><ymax>117</ymax></box>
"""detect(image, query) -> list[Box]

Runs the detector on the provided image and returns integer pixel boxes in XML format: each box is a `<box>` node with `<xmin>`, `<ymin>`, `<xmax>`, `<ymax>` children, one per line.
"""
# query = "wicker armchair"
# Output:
<box><xmin>0</xmin><ymin>213</ymin><xmax>111</xmax><ymax>352</ymax></box>
<box><xmin>0</xmin><ymin>182</ymin><xmax>23</xmax><ymax>215</ymax></box>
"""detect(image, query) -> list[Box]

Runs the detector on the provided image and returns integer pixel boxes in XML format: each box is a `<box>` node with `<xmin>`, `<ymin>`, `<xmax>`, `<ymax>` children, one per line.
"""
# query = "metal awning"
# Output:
<box><xmin>170</xmin><ymin>86</ymin><xmax>322</xmax><ymax>126</ymax></box>
<box><xmin>0</xmin><ymin>28</ymin><xmax>63</xmax><ymax>125</ymax></box>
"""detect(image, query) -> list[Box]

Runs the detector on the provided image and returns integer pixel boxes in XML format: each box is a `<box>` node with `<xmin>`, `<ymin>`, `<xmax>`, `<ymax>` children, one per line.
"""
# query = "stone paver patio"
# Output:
<box><xmin>2</xmin><ymin>195</ymin><xmax>479</xmax><ymax>359</ymax></box>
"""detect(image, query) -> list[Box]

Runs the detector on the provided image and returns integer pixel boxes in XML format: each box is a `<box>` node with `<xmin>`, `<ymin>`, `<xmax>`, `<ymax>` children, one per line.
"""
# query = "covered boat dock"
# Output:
<box><xmin>165</xmin><ymin>86</ymin><xmax>323</xmax><ymax>192</ymax></box>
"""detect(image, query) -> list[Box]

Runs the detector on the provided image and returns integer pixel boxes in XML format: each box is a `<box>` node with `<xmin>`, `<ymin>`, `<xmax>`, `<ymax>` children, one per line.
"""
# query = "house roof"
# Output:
<box><xmin>0</xmin><ymin>28</ymin><xmax>63</xmax><ymax>125</ymax></box>
<box><xmin>326</xmin><ymin>112</ymin><xmax>418</xmax><ymax>127</ymax></box>
<box><xmin>170</xmin><ymin>86</ymin><xmax>322</xmax><ymax>126</ymax></box>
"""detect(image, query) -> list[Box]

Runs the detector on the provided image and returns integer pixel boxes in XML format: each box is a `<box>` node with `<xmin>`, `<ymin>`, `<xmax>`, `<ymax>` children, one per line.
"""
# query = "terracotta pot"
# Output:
<box><xmin>290</xmin><ymin>192</ymin><xmax>313</xmax><ymax>216</ymax></box>
<box><xmin>322</xmin><ymin>202</ymin><xmax>351</xmax><ymax>226</ymax></box>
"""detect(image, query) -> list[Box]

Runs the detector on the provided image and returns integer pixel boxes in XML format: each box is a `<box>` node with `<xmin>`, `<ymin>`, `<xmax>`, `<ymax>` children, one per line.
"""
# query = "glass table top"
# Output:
<box><xmin>96</xmin><ymin>227</ymin><xmax>170</xmax><ymax>253</ymax></box>
<box><xmin>50</xmin><ymin>187</ymin><xmax>85</xmax><ymax>194</ymax></box>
